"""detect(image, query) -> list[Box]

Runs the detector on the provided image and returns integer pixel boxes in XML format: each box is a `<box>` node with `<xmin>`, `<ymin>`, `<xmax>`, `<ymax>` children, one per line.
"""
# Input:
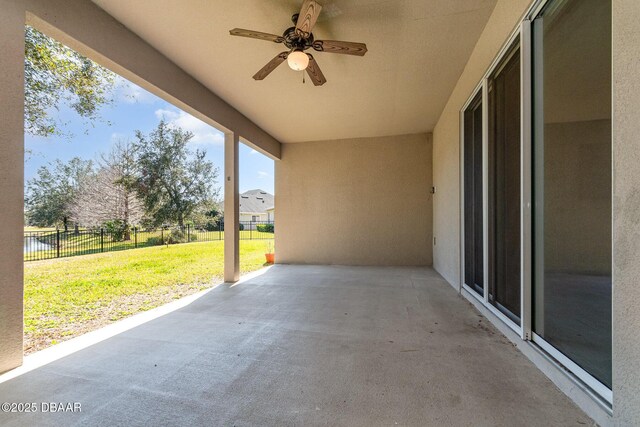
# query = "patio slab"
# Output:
<box><xmin>0</xmin><ymin>265</ymin><xmax>591</xmax><ymax>426</ymax></box>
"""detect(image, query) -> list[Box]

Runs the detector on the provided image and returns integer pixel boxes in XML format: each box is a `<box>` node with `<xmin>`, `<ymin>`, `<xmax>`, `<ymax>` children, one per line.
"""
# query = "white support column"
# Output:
<box><xmin>224</xmin><ymin>132</ymin><xmax>240</xmax><ymax>282</ymax></box>
<box><xmin>0</xmin><ymin>1</ymin><xmax>26</xmax><ymax>373</ymax></box>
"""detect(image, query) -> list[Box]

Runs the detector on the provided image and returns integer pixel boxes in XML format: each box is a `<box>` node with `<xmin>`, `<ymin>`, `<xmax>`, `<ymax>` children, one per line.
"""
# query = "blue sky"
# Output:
<box><xmin>25</xmin><ymin>75</ymin><xmax>275</xmax><ymax>197</ymax></box>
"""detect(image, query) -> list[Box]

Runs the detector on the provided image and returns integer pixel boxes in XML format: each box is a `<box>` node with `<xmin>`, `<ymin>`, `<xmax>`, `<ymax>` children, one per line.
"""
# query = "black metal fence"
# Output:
<box><xmin>24</xmin><ymin>221</ymin><xmax>274</xmax><ymax>262</ymax></box>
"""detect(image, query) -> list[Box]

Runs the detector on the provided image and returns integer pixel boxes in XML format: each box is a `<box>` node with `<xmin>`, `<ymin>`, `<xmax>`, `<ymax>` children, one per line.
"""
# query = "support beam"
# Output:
<box><xmin>0</xmin><ymin>1</ymin><xmax>26</xmax><ymax>373</ymax></box>
<box><xmin>224</xmin><ymin>133</ymin><xmax>240</xmax><ymax>283</ymax></box>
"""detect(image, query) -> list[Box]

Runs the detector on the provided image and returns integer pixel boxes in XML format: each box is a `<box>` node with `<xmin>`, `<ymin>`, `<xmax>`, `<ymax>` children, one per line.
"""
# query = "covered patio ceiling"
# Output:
<box><xmin>92</xmin><ymin>0</ymin><xmax>497</xmax><ymax>143</ymax></box>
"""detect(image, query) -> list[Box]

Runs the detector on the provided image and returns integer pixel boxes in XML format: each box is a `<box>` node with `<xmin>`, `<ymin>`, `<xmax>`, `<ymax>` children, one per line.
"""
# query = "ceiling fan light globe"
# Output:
<box><xmin>287</xmin><ymin>50</ymin><xmax>309</xmax><ymax>71</ymax></box>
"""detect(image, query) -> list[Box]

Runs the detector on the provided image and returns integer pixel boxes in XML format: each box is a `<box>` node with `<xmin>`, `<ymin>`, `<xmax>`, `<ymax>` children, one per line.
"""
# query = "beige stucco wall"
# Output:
<box><xmin>431</xmin><ymin>0</ymin><xmax>531</xmax><ymax>287</ymax></box>
<box><xmin>612</xmin><ymin>1</ymin><xmax>640</xmax><ymax>424</ymax></box>
<box><xmin>276</xmin><ymin>133</ymin><xmax>432</xmax><ymax>266</ymax></box>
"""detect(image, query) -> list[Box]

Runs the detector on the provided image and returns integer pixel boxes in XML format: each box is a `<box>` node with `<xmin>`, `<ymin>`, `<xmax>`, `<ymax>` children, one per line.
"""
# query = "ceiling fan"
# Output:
<box><xmin>229</xmin><ymin>0</ymin><xmax>367</xmax><ymax>86</ymax></box>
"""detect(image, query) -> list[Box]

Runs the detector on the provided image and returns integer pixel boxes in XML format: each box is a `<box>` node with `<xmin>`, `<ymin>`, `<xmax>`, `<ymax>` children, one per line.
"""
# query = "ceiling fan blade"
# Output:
<box><xmin>306</xmin><ymin>55</ymin><xmax>327</xmax><ymax>86</ymax></box>
<box><xmin>230</xmin><ymin>28</ymin><xmax>284</xmax><ymax>43</ymax></box>
<box><xmin>312</xmin><ymin>40</ymin><xmax>368</xmax><ymax>56</ymax></box>
<box><xmin>295</xmin><ymin>0</ymin><xmax>323</xmax><ymax>38</ymax></box>
<box><xmin>253</xmin><ymin>52</ymin><xmax>289</xmax><ymax>80</ymax></box>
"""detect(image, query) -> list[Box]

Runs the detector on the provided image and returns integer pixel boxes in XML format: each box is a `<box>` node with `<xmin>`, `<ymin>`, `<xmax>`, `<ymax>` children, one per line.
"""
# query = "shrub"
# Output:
<box><xmin>167</xmin><ymin>229</ymin><xmax>185</xmax><ymax>244</ymax></box>
<box><xmin>203</xmin><ymin>221</ymin><xmax>221</xmax><ymax>232</ymax></box>
<box><xmin>145</xmin><ymin>229</ymin><xmax>190</xmax><ymax>246</ymax></box>
<box><xmin>256</xmin><ymin>223</ymin><xmax>274</xmax><ymax>233</ymax></box>
<box><xmin>104</xmin><ymin>220</ymin><xmax>127</xmax><ymax>242</ymax></box>
<box><xmin>146</xmin><ymin>236</ymin><xmax>163</xmax><ymax>246</ymax></box>
<box><xmin>212</xmin><ymin>220</ymin><xmax>244</xmax><ymax>231</ymax></box>
<box><xmin>205</xmin><ymin>222</ymin><xmax>245</xmax><ymax>231</ymax></box>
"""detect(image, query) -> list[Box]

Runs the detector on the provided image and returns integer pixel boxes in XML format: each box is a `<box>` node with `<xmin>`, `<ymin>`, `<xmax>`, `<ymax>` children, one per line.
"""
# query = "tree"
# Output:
<box><xmin>24</xmin><ymin>26</ymin><xmax>115</xmax><ymax>138</ymax></box>
<box><xmin>190</xmin><ymin>199</ymin><xmax>223</xmax><ymax>231</ymax></box>
<box><xmin>133</xmin><ymin>120</ymin><xmax>220</xmax><ymax>227</ymax></box>
<box><xmin>70</xmin><ymin>141</ymin><xmax>144</xmax><ymax>239</ymax></box>
<box><xmin>25</xmin><ymin>157</ymin><xmax>93</xmax><ymax>230</ymax></box>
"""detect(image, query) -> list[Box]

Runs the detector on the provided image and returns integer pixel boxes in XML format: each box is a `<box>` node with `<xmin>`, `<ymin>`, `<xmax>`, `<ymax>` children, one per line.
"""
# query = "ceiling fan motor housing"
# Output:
<box><xmin>282</xmin><ymin>25</ymin><xmax>314</xmax><ymax>51</ymax></box>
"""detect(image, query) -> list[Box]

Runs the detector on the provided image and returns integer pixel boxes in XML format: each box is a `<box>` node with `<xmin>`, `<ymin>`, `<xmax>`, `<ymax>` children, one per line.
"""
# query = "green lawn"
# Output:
<box><xmin>24</xmin><ymin>228</ymin><xmax>274</xmax><ymax>261</ymax></box>
<box><xmin>24</xmin><ymin>240</ymin><xmax>272</xmax><ymax>353</ymax></box>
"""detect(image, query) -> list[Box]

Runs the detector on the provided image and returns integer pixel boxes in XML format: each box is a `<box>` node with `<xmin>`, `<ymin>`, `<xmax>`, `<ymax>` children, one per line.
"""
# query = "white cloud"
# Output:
<box><xmin>115</xmin><ymin>77</ymin><xmax>158</xmax><ymax>105</ymax></box>
<box><xmin>257</xmin><ymin>171</ymin><xmax>270</xmax><ymax>179</ymax></box>
<box><xmin>249</xmin><ymin>149</ymin><xmax>259</xmax><ymax>155</ymax></box>
<box><xmin>154</xmin><ymin>108</ymin><xmax>224</xmax><ymax>146</ymax></box>
<box><xmin>154</xmin><ymin>108</ymin><xmax>179</xmax><ymax>121</ymax></box>
<box><xmin>110</xmin><ymin>132</ymin><xmax>127</xmax><ymax>143</ymax></box>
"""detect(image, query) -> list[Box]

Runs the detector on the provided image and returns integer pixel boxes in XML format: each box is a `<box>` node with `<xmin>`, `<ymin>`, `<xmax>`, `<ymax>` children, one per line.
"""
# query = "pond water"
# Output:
<box><xmin>24</xmin><ymin>236</ymin><xmax>53</xmax><ymax>253</ymax></box>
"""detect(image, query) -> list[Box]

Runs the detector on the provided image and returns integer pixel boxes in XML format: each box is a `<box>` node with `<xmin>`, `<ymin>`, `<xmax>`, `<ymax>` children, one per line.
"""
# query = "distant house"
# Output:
<box><xmin>239</xmin><ymin>189</ymin><xmax>274</xmax><ymax>223</ymax></box>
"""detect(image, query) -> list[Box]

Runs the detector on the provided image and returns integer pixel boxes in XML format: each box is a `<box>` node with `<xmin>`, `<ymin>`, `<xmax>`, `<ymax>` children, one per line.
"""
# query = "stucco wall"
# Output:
<box><xmin>612</xmin><ymin>0</ymin><xmax>640</xmax><ymax>424</ymax></box>
<box><xmin>431</xmin><ymin>0</ymin><xmax>532</xmax><ymax>287</ymax></box>
<box><xmin>276</xmin><ymin>134</ymin><xmax>432</xmax><ymax>266</ymax></box>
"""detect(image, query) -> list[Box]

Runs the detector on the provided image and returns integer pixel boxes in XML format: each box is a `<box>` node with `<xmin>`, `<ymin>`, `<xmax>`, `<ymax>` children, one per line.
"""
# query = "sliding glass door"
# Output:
<box><xmin>463</xmin><ymin>92</ymin><xmax>484</xmax><ymax>296</ymax></box>
<box><xmin>532</xmin><ymin>0</ymin><xmax>612</xmax><ymax>390</ymax></box>
<box><xmin>461</xmin><ymin>0</ymin><xmax>612</xmax><ymax>400</ymax></box>
<box><xmin>462</xmin><ymin>40</ymin><xmax>522</xmax><ymax>328</ymax></box>
<box><xmin>488</xmin><ymin>43</ymin><xmax>521</xmax><ymax>324</ymax></box>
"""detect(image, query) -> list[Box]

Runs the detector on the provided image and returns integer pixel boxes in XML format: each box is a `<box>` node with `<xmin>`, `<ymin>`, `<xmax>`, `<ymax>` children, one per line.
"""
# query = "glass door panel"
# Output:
<box><xmin>532</xmin><ymin>0</ymin><xmax>612</xmax><ymax>389</ymax></box>
<box><xmin>488</xmin><ymin>42</ymin><xmax>521</xmax><ymax>324</ymax></box>
<box><xmin>464</xmin><ymin>92</ymin><xmax>484</xmax><ymax>296</ymax></box>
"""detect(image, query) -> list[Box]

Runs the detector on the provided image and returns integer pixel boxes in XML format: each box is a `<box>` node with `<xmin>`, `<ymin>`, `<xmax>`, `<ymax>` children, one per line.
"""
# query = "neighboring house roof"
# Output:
<box><xmin>239</xmin><ymin>189</ymin><xmax>274</xmax><ymax>214</ymax></box>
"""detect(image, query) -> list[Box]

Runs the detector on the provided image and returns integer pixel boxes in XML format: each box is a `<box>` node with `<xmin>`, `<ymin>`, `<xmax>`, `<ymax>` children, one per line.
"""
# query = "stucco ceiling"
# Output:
<box><xmin>92</xmin><ymin>0</ymin><xmax>497</xmax><ymax>143</ymax></box>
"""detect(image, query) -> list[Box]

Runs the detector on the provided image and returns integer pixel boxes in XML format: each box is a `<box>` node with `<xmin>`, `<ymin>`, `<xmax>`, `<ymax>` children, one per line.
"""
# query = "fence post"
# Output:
<box><xmin>56</xmin><ymin>228</ymin><xmax>60</xmax><ymax>258</ymax></box>
<box><xmin>161</xmin><ymin>227</ymin><xmax>164</xmax><ymax>243</ymax></box>
<box><xmin>250</xmin><ymin>221</ymin><xmax>253</xmax><ymax>240</ymax></box>
<box><xmin>187</xmin><ymin>224</ymin><xmax>190</xmax><ymax>242</ymax></box>
<box><xmin>100</xmin><ymin>228</ymin><xmax>104</xmax><ymax>253</ymax></box>
<box><xmin>134</xmin><ymin>227</ymin><xmax>138</xmax><ymax>248</ymax></box>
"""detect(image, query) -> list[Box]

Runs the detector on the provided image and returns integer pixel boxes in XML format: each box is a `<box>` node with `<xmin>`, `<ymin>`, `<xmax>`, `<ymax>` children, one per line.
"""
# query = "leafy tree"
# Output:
<box><xmin>24</xmin><ymin>25</ymin><xmax>115</xmax><ymax>137</ymax></box>
<box><xmin>70</xmin><ymin>141</ymin><xmax>144</xmax><ymax>239</ymax></box>
<box><xmin>25</xmin><ymin>157</ymin><xmax>93</xmax><ymax>230</ymax></box>
<box><xmin>133</xmin><ymin>120</ymin><xmax>220</xmax><ymax>227</ymax></box>
<box><xmin>189</xmin><ymin>199</ymin><xmax>223</xmax><ymax>231</ymax></box>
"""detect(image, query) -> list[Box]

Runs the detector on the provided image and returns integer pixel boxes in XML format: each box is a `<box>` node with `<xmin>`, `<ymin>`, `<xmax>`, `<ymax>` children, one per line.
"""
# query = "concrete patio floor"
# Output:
<box><xmin>0</xmin><ymin>265</ymin><xmax>591</xmax><ymax>426</ymax></box>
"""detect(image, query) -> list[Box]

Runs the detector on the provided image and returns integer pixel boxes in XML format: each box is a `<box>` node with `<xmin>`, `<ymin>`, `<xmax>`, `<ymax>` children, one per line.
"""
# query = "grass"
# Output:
<box><xmin>24</xmin><ymin>227</ymin><xmax>275</xmax><ymax>260</ymax></box>
<box><xmin>24</xmin><ymin>240</ymin><xmax>272</xmax><ymax>353</ymax></box>
<box><xmin>24</xmin><ymin>226</ymin><xmax>57</xmax><ymax>232</ymax></box>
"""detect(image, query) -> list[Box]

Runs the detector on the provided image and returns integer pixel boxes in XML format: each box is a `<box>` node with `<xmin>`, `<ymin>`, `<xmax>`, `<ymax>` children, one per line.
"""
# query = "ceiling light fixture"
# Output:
<box><xmin>287</xmin><ymin>50</ymin><xmax>309</xmax><ymax>71</ymax></box>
